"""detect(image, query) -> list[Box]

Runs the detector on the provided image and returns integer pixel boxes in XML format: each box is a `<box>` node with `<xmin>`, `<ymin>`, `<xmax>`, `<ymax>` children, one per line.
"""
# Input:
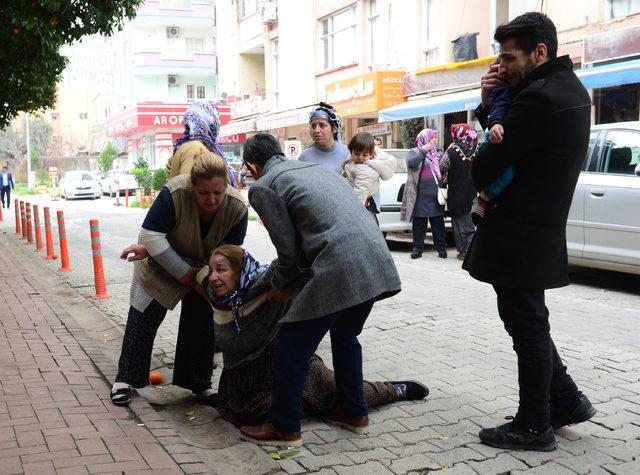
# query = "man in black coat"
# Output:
<box><xmin>463</xmin><ymin>12</ymin><xmax>596</xmax><ymax>451</ymax></box>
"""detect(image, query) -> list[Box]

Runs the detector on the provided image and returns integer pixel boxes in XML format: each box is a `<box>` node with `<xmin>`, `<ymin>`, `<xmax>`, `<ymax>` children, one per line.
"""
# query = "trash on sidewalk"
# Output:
<box><xmin>268</xmin><ymin>448</ymin><xmax>308</xmax><ymax>460</ymax></box>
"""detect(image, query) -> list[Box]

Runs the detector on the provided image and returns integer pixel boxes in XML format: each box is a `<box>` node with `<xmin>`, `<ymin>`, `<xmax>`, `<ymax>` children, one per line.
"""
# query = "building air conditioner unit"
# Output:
<box><xmin>166</xmin><ymin>26</ymin><xmax>180</xmax><ymax>38</ymax></box>
<box><xmin>261</xmin><ymin>1</ymin><xmax>277</xmax><ymax>24</ymax></box>
<box><xmin>168</xmin><ymin>74</ymin><xmax>179</xmax><ymax>86</ymax></box>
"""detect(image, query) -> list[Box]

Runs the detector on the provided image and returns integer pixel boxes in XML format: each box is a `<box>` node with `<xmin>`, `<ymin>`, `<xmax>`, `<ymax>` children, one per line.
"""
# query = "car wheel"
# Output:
<box><xmin>109</xmin><ymin>186</ymin><xmax>115</xmax><ymax>198</ymax></box>
<box><xmin>95</xmin><ymin>193</ymin><xmax>101</xmax><ymax>200</ymax></box>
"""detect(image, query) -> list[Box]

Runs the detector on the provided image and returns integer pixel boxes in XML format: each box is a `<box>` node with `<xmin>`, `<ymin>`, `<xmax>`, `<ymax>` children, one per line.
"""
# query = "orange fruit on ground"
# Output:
<box><xmin>149</xmin><ymin>371</ymin><xmax>163</xmax><ymax>385</ymax></box>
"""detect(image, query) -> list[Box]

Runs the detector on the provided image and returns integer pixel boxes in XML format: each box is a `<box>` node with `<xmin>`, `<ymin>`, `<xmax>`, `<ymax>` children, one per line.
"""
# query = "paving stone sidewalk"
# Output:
<box><xmin>0</xmin><ymin>231</ymin><xmax>210</xmax><ymax>474</ymax></box>
<box><xmin>2</xmin><ymin>212</ymin><xmax>640</xmax><ymax>474</ymax></box>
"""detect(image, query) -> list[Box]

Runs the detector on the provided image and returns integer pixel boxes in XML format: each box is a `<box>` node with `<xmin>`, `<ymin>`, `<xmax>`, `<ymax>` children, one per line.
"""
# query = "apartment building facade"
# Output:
<box><xmin>218</xmin><ymin>0</ymin><xmax>640</xmax><ymax>153</ymax></box>
<box><xmin>104</xmin><ymin>0</ymin><xmax>225</xmax><ymax>168</ymax></box>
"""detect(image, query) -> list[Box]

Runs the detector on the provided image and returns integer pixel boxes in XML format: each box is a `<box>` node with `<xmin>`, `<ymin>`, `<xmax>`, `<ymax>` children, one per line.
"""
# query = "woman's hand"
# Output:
<box><xmin>121</xmin><ymin>244</ymin><xmax>149</xmax><ymax>262</ymax></box>
<box><xmin>266</xmin><ymin>288</ymin><xmax>295</xmax><ymax>303</ymax></box>
<box><xmin>420</xmin><ymin>143</ymin><xmax>433</xmax><ymax>153</ymax></box>
<box><xmin>480</xmin><ymin>63</ymin><xmax>506</xmax><ymax>108</ymax></box>
<box><xmin>178</xmin><ymin>267</ymin><xmax>202</xmax><ymax>287</ymax></box>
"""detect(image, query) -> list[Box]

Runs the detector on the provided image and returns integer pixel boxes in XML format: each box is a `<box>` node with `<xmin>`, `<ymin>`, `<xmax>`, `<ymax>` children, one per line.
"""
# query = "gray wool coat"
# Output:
<box><xmin>248</xmin><ymin>156</ymin><xmax>401</xmax><ymax>323</ymax></box>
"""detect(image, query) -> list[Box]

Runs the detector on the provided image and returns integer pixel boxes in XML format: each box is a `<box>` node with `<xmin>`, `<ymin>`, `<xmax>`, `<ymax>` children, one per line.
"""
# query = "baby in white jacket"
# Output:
<box><xmin>342</xmin><ymin>132</ymin><xmax>396</xmax><ymax>208</ymax></box>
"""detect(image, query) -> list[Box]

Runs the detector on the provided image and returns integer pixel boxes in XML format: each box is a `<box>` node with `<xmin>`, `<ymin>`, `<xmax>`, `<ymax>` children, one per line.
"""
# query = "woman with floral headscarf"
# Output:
<box><xmin>167</xmin><ymin>101</ymin><xmax>235</xmax><ymax>185</ymax></box>
<box><xmin>401</xmin><ymin>128</ymin><xmax>447</xmax><ymax>259</ymax></box>
<box><xmin>299</xmin><ymin>102</ymin><xmax>349</xmax><ymax>174</ymax></box>
<box><xmin>440</xmin><ymin>123</ymin><xmax>479</xmax><ymax>260</ymax></box>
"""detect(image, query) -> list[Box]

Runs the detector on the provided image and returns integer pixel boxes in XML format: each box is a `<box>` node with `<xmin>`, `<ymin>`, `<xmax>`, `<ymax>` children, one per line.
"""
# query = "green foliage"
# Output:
<box><xmin>131</xmin><ymin>156</ymin><xmax>152</xmax><ymax>194</ymax></box>
<box><xmin>0</xmin><ymin>116</ymin><xmax>52</xmax><ymax>165</ymax></box>
<box><xmin>30</xmin><ymin>149</ymin><xmax>41</xmax><ymax>169</ymax></box>
<box><xmin>400</xmin><ymin>118</ymin><xmax>425</xmax><ymax>149</ymax></box>
<box><xmin>0</xmin><ymin>0</ymin><xmax>143</xmax><ymax>128</ymax></box>
<box><xmin>36</xmin><ymin>168</ymin><xmax>49</xmax><ymax>186</ymax></box>
<box><xmin>15</xmin><ymin>184</ymin><xmax>37</xmax><ymax>195</ymax></box>
<box><xmin>129</xmin><ymin>200</ymin><xmax>141</xmax><ymax>208</ymax></box>
<box><xmin>98</xmin><ymin>142</ymin><xmax>118</xmax><ymax>174</ymax></box>
<box><xmin>151</xmin><ymin>168</ymin><xmax>168</xmax><ymax>191</ymax></box>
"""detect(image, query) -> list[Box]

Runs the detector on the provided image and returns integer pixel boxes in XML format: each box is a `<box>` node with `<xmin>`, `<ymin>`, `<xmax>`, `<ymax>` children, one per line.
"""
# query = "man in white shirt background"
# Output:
<box><xmin>1</xmin><ymin>165</ymin><xmax>15</xmax><ymax>209</ymax></box>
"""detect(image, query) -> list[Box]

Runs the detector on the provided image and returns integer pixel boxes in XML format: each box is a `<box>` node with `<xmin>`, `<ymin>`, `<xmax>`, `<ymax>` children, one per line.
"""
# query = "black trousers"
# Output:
<box><xmin>494</xmin><ymin>286</ymin><xmax>581</xmax><ymax>430</ymax></box>
<box><xmin>412</xmin><ymin>216</ymin><xmax>446</xmax><ymax>253</ymax></box>
<box><xmin>268</xmin><ymin>299</ymin><xmax>376</xmax><ymax>433</ymax></box>
<box><xmin>1</xmin><ymin>186</ymin><xmax>10</xmax><ymax>208</ymax></box>
<box><xmin>116</xmin><ymin>290</ymin><xmax>215</xmax><ymax>393</ymax></box>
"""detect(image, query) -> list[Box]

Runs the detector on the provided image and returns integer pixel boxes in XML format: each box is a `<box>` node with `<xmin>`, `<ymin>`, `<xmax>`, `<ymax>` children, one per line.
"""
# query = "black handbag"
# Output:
<box><xmin>397</xmin><ymin>183</ymin><xmax>405</xmax><ymax>202</ymax></box>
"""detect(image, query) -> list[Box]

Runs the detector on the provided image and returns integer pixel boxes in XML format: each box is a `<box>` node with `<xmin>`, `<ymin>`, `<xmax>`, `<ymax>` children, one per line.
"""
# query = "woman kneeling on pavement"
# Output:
<box><xmin>110</xmin><ymin>150</ymin><xmax>248</xmax><ymax>406</ymax></box>
<box><xmin>202</xmin><ymin>244</ymin><xmax>429</xmax><ymax>438</ymax></box>
<box><xmin>122</xmin><ymin>243</ymin><xmax>429</xmax><ymax>442</ymax></box>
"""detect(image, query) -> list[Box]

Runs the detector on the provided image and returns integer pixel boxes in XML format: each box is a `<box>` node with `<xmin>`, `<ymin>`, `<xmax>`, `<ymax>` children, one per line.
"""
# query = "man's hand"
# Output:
<box><xmin>480</xmin><ymin>63</ymin><xmax>505</xmax><ymax>108</ymax></box>
<box><xmin>178</xmin><ymin>267</ymin><xmax>202</xmax><ymax>287</ymax></box>
<box><xmin>489</xmin><ymin>124</ymin><xmax>504</xmax><ymax>144</ymax></box>
<box><xmin>266</xmin><ymin>288</ymin><xmax>295</xmax><ymax>303</ymax></box>
<box><xmin>121</xmin><ymin>244</ymin><xmax>149</xmax><ymax>261</ymax></box>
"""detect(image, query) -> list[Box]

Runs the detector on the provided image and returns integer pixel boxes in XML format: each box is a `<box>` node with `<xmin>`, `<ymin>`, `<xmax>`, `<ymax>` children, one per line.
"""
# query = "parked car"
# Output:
<box><xmin>60</xmin><ymin>170</ymin><xmax>101</xmax><ymax>200</ymax></box>
<box><xmin>567</xmin><ymin>121</ymin><xmax>640</xmax><ymax>275</ymax></box>
<box><xmin>377</xmin><ymin>149</ymin><xmax>452</xmax><ymax>235</ymax></box>
<box><xmin>100</xmin><ymin>170</ymin><xmax>139</xmax><ymax>197</ymax></box>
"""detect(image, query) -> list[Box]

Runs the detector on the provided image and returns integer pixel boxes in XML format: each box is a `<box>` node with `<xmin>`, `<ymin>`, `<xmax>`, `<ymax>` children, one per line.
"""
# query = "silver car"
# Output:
<box><xmin>567</xmin><ymin>122</ymin><xmax>640</xmax><ymax>275</ymax></box>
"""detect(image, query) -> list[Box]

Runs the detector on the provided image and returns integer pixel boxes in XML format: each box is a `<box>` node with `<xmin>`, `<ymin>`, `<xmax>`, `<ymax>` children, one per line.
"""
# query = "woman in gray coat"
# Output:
<box><xmin>401</xmin><ymin>128</ymin><xmax>447</xmax><ymax>259</ymax></box>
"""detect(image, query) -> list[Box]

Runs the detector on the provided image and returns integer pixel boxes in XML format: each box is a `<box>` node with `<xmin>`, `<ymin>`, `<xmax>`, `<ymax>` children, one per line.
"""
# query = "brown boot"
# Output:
<box><xmin>323</xmin><ymin>407</ymin><xmax>369</xmax><ymax>435</ymax></box>
<box><xmin>240</xmin><ymin>421</ymin><xmax>302</xmax><ymax>447</ymax></box>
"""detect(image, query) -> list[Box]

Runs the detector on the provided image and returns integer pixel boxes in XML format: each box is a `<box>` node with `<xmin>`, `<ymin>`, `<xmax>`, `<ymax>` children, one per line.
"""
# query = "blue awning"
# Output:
<box><xmin>379</xmin><ymin>58</ymin><xmax>640</xmax><ymax>122</ymax></box>
<box><xmin>378</xmin><ymin>88</ymin><xmax>481</xmax><ymax>122</ymax></box>
<box><xmin>576</xmin><ymin>58</ymin><xmax>640</xmax><ymax>89</ymax></box>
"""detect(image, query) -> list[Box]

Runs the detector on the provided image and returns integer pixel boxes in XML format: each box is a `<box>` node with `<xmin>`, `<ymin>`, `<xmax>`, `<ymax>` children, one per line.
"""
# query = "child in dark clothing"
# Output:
<box><xmin>471</xmin><ymin>85</ymin><xmax>516</xmax><ymax>225</ymax></box>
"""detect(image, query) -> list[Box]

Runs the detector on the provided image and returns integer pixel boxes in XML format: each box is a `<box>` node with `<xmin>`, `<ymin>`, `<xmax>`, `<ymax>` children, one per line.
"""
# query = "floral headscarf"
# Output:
<box><xmin>416</xmin><ymin>128</ymin><xmax>442</xmax><ymax>179</ymax></box>
<box><xmin>209</xmin><ymin>251</ymin><xmax>268</xmax><ymax>333</ymax></box>
<box><xmin>173</xmin><ymin>102</ymin><xmax>225</xmax><ymax>158</ymax></box>
<box><xmin>309</xmin><ymin>102</ymin><xmax>344</xmax><ymax>143</ymax></box>
<box><xmin>450</xmin><ymin>123</ymin><xmax>478</xmax><ymax>160</ymax></box>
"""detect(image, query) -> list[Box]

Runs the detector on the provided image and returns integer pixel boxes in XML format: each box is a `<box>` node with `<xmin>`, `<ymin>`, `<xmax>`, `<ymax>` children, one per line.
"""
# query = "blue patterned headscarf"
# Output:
<box><xmin>211</xmin><ymin>250</ymin><xmax>268</xmax><ymax>333</ymax></box>
<box><xmin>174</xmin><ymin>102</ymin><xmax>225</xmax><ymax>159</ymax></box>
<box><xmin>309</xmin><ymin>102</ymin><xmax>344</xmax><ymax>143</ymax></box>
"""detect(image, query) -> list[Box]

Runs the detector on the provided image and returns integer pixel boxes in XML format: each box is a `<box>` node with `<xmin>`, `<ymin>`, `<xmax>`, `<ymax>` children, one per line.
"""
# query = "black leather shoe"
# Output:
<box><xmin>551</xmin><ymin>395</ymin><xmax>597</xmax><ymax>429</ymax></box>
<box><xmin>410</xmin><ymin>250</ymin><xmax>423</xmax><ymax>259</ymax></box>
<box><xmin>438</xmin><ymin>251</ymin><xmax>447</xmax><ymax>259</ymax></box>
<box><xmin>389</xmin><ymin>381</ymin><xmax>429</xmax><ymax>400</ymax></box>
<box><xmin>479</xmin><ymin>420</ymin><xmax>556</xmax><ymax>452</ymax></box>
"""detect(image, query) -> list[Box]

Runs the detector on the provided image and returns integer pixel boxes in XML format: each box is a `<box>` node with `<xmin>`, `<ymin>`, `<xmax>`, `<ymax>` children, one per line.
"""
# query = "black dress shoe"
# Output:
<box><xmin>438</xmin><ymin>250</ymin><xmax>447</xmax><ymax>259</ymax></box>
<box><xmin>410</xmin><ymin>250</ymin><xmax>423</xmax><ymax>259</ymax></box>
<box><xmin>551</xmin><ymin>394</ymin><xmax>597</xmax><ymax>429</ymax></box>
<box><xmin>479</xmin><ymin>420</ymin><xmax>556</xmax><ymax>452</ymax></box>
<box><xmin>388</xmin><ymin>380</ymin><xmax>429</xmax><ymax>400</ymax></box>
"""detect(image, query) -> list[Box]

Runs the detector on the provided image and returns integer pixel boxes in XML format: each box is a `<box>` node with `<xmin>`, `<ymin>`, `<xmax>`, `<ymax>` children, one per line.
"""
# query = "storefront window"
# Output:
<box><xmin>594</xmin><ymin>84</ymin><xmax>640</xmax><ymax>124</ymax></box>
<box><xmin>320</xmin><ymin>7</ymin><xmax>357</xmax><ymax>71</ymax></box>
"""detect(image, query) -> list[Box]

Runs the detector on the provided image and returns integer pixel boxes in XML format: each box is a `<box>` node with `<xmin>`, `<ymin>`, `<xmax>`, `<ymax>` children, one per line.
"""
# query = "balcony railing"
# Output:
<box><xmin>133</xmin><ymin>51</ymin><xmax>217</xmax><ymax>70</ymax></box>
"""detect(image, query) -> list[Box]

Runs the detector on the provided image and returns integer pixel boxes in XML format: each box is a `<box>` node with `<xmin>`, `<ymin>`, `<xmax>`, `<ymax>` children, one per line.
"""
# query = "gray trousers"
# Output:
<box><xmin>451</xmin><ymin>213</ymin><xmax>475</xmax><ymax>255</ymax></box>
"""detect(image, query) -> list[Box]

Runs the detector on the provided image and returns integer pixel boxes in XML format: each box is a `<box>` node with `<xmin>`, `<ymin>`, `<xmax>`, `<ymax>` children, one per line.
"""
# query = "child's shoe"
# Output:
<box><xmin>471</xmin><ymin>197</ymin><xmax>488</xmax><ymax>226</ymax></box>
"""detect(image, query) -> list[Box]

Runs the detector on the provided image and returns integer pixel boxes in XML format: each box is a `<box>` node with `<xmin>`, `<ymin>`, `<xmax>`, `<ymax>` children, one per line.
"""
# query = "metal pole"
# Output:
<box><xmin>25</xmin><ymin>113</ymin><xmax>31</xmax><ymax>176</ymax></box>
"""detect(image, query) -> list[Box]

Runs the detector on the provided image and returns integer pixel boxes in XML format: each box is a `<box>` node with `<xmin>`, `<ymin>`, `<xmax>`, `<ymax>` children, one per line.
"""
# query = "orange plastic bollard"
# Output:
<box><xmin>125</xmin><ymin>187</ymin><xmax>129</xmax><ymax>207</ymax></box>
<box><xmin>25</xmin><ymin>203</ymin><xmax>34</xmax><ymax>244</ymax></box>
<box><xmin>20</xmin><ymin>201</ymin><xmax>26</xmax><ymax>239</ymax></box>
<box><xmin>43</xmin><ymin>207</ymin><xmax>58</xmax><ymax>259</ymax></box>
<box><xmin>141</xmin><ymin>193</ymin><xmax>146</xmax><ymax>209</ymax></box>
<box><xmin>33</xmin><ymin>205</ymin><xmax>44</xmax><ymax>252</ymax></box>
<box><xmin>89</xmin><ymin>219</ymin><xmax>111</xmax><ymax>299</ymax></box>
<box><xmin>14</xmin><ymin>199</ymin><xmax>21</xmax><ymax>235</ymax></box>
<box><xmin>0</xmin><ymin>202</ymin><xmax>3</xmax><ymax>221</ymax></box>
<box><xmin>56</xmin><ymin>210</ymin><xmax>72</xmax><ymax>272</ymax></box>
